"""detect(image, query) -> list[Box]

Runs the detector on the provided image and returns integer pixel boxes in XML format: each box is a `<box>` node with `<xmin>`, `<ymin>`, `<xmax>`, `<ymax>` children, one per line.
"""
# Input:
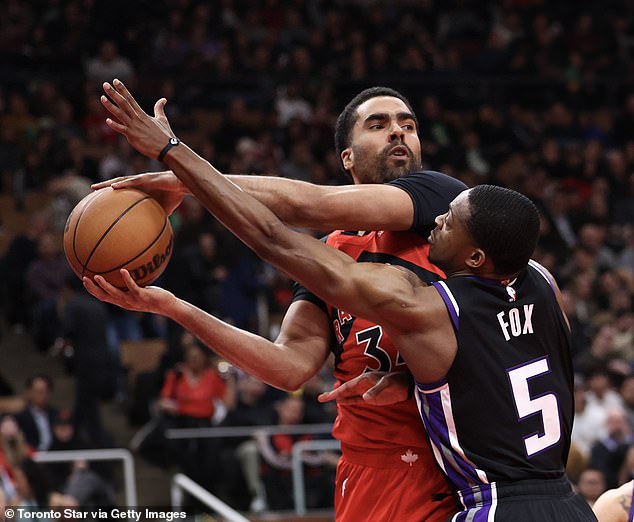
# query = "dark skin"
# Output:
<box><xmin>83</xmin><ymin>80</ymin><xmax>567</xmax><ymax>388</ymax></box>
<box><xmin>87</xmin><ymin>88</ymin><xmax>430</xmax><ymax>394</ymax></box>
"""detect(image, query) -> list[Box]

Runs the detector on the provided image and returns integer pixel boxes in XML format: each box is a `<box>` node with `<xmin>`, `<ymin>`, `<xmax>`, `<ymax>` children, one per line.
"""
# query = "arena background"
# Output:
<box><xmin>0</xmin><ymin>0</ymin><xmax>633</xmax><ymax>519</ymax></box>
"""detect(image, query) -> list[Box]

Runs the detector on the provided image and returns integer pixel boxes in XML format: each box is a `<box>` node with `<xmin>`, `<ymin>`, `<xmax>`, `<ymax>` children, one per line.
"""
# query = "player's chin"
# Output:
<box><xmin>381</xmin><ymin>165</ymin><xmax>411</xmax><ymax>182</ymax></box>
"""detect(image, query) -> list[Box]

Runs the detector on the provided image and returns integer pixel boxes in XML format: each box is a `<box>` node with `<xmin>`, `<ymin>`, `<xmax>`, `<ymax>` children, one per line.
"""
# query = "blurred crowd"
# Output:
<box><xmin>0</xmin><ymin>0</ymin><xmax>633</xmax><ymax>514</ymax></box>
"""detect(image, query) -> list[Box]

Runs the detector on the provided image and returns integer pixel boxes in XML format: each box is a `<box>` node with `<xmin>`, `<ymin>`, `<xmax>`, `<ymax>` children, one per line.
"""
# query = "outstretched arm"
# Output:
<box><xmin>92</xmin><ymin>88</ymin><xmax>415</xmax><ymax>231</ymax></box>
<box><xmin>99</xmin><ymin>81</ymin><xmax>415</xmax><ymax>322</ymax></box>
<box><xmin>83</xmin><ymin>270</ymin><xmax>330</xmax><ymax>391</ymax></box>
<box><xmin>99</xmin><ymin>80</ymin><xmax>455</xmax><ymax>382</ymax></box>
<box><xmin>93</xmin><ymin>167</ymin><xmax>413</xmax><ymax>232</ymax></box>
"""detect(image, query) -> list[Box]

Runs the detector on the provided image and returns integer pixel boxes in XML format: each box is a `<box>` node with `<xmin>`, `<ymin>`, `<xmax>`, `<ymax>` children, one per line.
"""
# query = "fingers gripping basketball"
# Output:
<box><xmin>63</xmin><ymin>188</ymin><xmax>173</xmax><ymax>288</ymax></box>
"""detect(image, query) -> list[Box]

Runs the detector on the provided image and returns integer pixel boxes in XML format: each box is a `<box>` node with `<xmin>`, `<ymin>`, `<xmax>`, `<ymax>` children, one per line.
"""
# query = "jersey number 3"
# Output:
<box><xmin>507</xmin><ymin>357</ymin><xmax>562</xmax><ymax>457</ymax></box>
<box><xmin>357</xmin><ymin>325</ymin><xmax>405</xmax><ymax>373</ymax></box>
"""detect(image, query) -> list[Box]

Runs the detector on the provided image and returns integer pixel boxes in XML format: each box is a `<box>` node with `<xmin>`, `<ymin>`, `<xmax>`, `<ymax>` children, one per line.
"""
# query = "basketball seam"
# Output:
<box><xmin>91</xmin><ymin>213</ymin><xmax>170</xmax><ymax>277</ymax></box>
<box><xmin>80</xmin><ymin>195</ymin><xmax>151</xmax><ymax>276</ymax></box>
<box><xmin>71</xmin><ymin>191</ymin><xmax>100</xmax><ymax>271</ymax></box>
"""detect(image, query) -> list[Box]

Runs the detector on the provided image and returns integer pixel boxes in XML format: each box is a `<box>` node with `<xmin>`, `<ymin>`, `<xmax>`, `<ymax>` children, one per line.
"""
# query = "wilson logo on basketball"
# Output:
<box><xmin>129</xmin><ymin>236</ymin><xmax>173</xmax><ymax>282</ymax></box>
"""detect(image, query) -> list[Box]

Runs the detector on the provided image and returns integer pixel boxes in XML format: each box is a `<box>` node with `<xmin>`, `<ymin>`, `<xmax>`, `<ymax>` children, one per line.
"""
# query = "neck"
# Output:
<box><xmin>445</xmin><ymin>268</ymin><xmax>520</xmax><ymax>281</ymax></box>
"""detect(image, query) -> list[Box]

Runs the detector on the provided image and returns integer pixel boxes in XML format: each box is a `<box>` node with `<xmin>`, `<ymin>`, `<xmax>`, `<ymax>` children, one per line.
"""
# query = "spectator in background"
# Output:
<box><xmin>1</xmin><ymin>210</ymin><xmax>50</xmax><ymax>332</ymax></box>
<box><xmin>155</xmin><ymin>334</ymin><xmax>234</xmax><ymax>487</ymax></box>
<box><xmin>572</xmin><ymin>377</ymin><xmax>596</xmax><ymax>462</ymax></box>
<box><xmin>60</xmin><ymin>275</ymin><xmax>115</xmax><ymax>448</ymax></box>
<box><xmin>0</xmin><ymin>415</ymin><xmax>33</xmax><ymax>505</ymax></box>
<box><xmin>617</xmin><ymin>445</ymin><xmax>634</xmax><ymax>488</ymax></box>
<box><xmin>577</xmin><ymin>467</ymin><xmax>608</xmax><ymax>507</ymax></box>
<box><xmin>9</xmin><ymin>458</ymin><xmax>52</xmax><ymax>515</ymax></box>
<box><xmin>254</xmin><ymin>394</ymin><xmax>337</xmax><ymax>511</ymax></box>
<box><xmin>178</xmin><ymin>231</ymin><xmax>228</xmax><ymax>317</ymax></box>
<box><xmin>620</xmin><ymin>375</ymin><xmax>634</xmax><ymax>434</ymax></box>
<box><xmin>575</xmin><ymin>327</ymin><xmax>620</xmax><ymax>376</ymax></box>
<box><xmin>591</xmin><ymin>407</ymin><xmax>634</xmax><ymax>489</ymax></box>
<box><xmin>45</xmin><ymin>409</ymin><xmax>85</xmax><ymax>487</ymax></box>
<box><xmin>560</xmin><ymin>289</ymin><xmax>593</xmax><ymax>359</ymax></box>
<box><xmin>85</xmin><ymin>41</ymin><xmax>135</xmax><ymax>89</ymax></box>
<box><xmin>46</xmin><ymin>411</ymin><xmax>115</xmax><ymax>510</ymax></box>
<box><xmin>14</xmin><ymin>375</ymin><xmax>58</xmax><ymax>452</ymax></box>
<box><xmin>577</xmin><ymin>223</ymin><xmax>617</xmax><ymax>272</ymax></box>
<box><xmin>158</xmin><ymin>333</ymin><xmax>233</xmax><ymax>425</ymax></box>
<box><xmin>585</xmin><ymin>367</ymin><xmax>625</xmax><ymax>432</ymax></box>
<box><xmin>25</xmin><ymin>232</ymin><xmax>71</xmax><ymax>352</ymax></box>
<box><xmin>216</xmin><ymin>374</ymin><xmax>276</xmax><ymax>511</ymax></box>
<box><xmin>275</xmin><ymin>83</ymin><xmax>313</xmax><ymax>127</ymax></box>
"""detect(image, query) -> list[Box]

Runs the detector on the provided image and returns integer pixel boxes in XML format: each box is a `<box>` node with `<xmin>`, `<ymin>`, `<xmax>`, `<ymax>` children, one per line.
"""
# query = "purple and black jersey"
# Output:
<box><xmin>416</xmin><ymin>261</ymin><xmax>575</xmax><ymax>512</ymax></box>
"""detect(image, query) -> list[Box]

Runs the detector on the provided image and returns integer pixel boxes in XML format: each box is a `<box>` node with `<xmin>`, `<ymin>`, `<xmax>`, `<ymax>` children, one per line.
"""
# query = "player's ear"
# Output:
<box><xmin>341</xmin><ymin>148</ymin><xmax>354</xmax><ymax>171</ymax></box>
<box><xmin>466</xmin><ymin>248</ymin><xmax>485</xmax><ymax>269</ymax></box>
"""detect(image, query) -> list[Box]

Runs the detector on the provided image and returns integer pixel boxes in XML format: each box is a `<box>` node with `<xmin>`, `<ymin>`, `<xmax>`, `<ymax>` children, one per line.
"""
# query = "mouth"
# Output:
<box><xmin>387</xmin><ymin>145</ymin><xmax>410</xmax><ymax>159</ymax></box>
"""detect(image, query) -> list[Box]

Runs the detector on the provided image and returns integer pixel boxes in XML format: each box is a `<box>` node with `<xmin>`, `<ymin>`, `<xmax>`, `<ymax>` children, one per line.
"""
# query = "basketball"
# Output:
<box><xmin>63</xmin><ymin>188</ymin><xmax>173</xmax><ymax>288</ymax></box>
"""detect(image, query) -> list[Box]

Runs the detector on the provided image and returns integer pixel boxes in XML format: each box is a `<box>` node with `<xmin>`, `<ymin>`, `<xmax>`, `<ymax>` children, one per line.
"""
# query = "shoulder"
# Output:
<box><xmin>388</xmin><ymin>170</ymin><xmax>467</xmax><ymax>194</ymax></box>
<box><xmin>14</xmin><ymin>408</ymin><xmax>32</xmax><ymax>422</ymax></box>
<box><xmin>527</xmin><ymin>260</ymin><xmax>556</xmax><ymax>285</ymax></box>
<box><xmin>398</xmin><ymin>283</ymin><xmax>449</xmax><ymax>329</ymax></box>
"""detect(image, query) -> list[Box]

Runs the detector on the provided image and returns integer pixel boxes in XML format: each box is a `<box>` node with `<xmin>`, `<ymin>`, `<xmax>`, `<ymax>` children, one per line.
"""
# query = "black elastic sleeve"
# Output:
<box><xmin>388</xmin><ymin>170</ymin><xmax>468</xmax><ymax>236</ymax></box>
<box><xmin>291</xmin><ymin>281</ymin><xmax>328</xmax><ymax>315</ymax></box>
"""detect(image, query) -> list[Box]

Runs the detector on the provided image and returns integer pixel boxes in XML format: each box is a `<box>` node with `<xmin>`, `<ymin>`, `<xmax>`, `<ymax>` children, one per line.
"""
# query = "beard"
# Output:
<box><xmin>352</xmin><ymin>144</ymin><xmax>421</xmax><ymax>184</ymax></box>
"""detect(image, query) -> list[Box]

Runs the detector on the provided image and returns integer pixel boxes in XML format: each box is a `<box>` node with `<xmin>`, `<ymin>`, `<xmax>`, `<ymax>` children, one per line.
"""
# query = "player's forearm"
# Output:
<box><xmin>164</xmin><ymin>144</ymin><xmax>393</xmax><ymax>327</ymax></box>
<box><xmin>154</xmin><ymin>168</ymin><xmax>320</xmax><ymax>227</ymax></box>
<box><xmin>227</xmin><ymin>175</ymin><xmax>413</xmax><ymax>231</ymax></box>
<box><xmin>227</xmin><ymin>175</ymin><xmax>326</xmax><ymax>228</ymax></box>
<box><xmin>162</xmin><ymin>296</ymin><xmax>313</xmax><ymax>391</ymax></box>
<box><xmin>165</xmin><ymin>145</ymin><xmax>297</xmax><ymax>258</ymax></box>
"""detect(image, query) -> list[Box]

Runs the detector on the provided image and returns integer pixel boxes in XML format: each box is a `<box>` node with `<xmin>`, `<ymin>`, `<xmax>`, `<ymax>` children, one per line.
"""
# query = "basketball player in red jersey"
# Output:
<box><xmin>92</xmin><ymin>83</ymin><xmax>465</xmax><ymax>520</ymax></box>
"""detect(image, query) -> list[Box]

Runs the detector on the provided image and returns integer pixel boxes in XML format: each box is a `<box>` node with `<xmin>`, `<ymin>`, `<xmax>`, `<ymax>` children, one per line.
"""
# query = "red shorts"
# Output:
<box><xmin>334</xmin><ymin>445</ymin><xmax>458</xmax><ymax>521</ymax></box>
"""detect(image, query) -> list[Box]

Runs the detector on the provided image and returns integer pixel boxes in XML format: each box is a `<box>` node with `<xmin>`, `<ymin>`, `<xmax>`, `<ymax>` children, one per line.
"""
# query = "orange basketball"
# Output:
<box><xmin>63</xmin><ymin>188</ymin><xmax>173</xmax><ymax>288</ymax></box>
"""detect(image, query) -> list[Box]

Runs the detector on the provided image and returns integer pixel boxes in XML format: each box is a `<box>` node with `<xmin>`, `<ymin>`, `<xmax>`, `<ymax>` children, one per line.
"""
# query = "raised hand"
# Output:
<box><xmin>83</xmin><ymin>269</ymin><xmax>174</xmax><ymax>314</ymax></box>
<box><xmin>91</xmin><ymin>171</ymin><xmax>188</xmax><ymax>215</ymax></box>
<box><xmin>100</xmin><ymin>79</ymin><xmax>175</xmax><ymax>160</ymax></box>
<box><xmin>317</xmin><ymin>371</ymin><xmax>411</xmax><ymax>406</ymax></box>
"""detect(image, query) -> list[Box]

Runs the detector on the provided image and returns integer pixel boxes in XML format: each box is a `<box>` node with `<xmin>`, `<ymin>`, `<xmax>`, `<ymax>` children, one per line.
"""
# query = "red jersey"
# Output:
<box><xmin>297</xmin><ymin>229</ymin><xmax>445</xmax><ymax>451</ymax></box>
<box><xmin>328</xmin><ymin>229</ymin><xmax>445</xmax><ymax>452</ymax></box>
<box><xmin>292</xmin><ymin>172</ymin><xmax>467</xmax><ymax>520</ymax></box>
<box><xmin>160</xmin><ymin>368</ymin><xmax>226</xmax><ymax>419</ymax></box>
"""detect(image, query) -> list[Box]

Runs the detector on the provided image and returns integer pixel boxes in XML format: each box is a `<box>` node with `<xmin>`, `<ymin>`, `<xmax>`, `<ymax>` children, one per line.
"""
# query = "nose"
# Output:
<box><xmin>435</xmin><ymin>213</ymin><xmax>445</xmax><ymax>228</ymax></box>
<box><xmin>389</xmin><ymin>120</ymin><xmax>405</xmax><ymax>141</ymax></box>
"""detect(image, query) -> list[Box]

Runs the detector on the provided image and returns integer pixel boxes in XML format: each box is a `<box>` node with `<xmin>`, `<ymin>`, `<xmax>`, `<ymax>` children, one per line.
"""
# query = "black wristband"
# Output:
<box><xmin>158</xmin><ymin>137</ymin><xmax>180</xmax><ymax>162</ymax></box>
<box><xmin>406</xmin><ymin>373</ymin><xmax>416</xmax><ymax>400</ymax></box>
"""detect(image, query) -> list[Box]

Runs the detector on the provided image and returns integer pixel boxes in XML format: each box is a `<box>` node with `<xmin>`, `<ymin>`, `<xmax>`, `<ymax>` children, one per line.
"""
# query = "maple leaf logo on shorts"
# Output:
<box><xmin>401</xmin><ymin>449</ymin><xmax>419</xmax><ymax>466</ymax></box>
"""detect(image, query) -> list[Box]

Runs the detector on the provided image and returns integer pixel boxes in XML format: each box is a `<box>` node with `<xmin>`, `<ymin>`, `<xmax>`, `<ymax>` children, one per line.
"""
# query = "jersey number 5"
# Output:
<box><xmin>507</xmin><ymin>357</ymin><xmax>562</xmax><ymax>457</ymax></box>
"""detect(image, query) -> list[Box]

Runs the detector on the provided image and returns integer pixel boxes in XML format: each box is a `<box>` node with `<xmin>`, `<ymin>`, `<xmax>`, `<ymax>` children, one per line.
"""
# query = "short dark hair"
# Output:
<box><xmin>465</xmin><ymin>185</ymin><xmax>540</xmax><ymax>275</ymax></box>
<box><xmin>25</xmin><ymin>373</ymin><xmax>53</xmax><ymax>390</ymax></box>
<box><xmin>334</xmin><ymin>87</ymin><xmax>419</xmax><ymax>173</ymax></box>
